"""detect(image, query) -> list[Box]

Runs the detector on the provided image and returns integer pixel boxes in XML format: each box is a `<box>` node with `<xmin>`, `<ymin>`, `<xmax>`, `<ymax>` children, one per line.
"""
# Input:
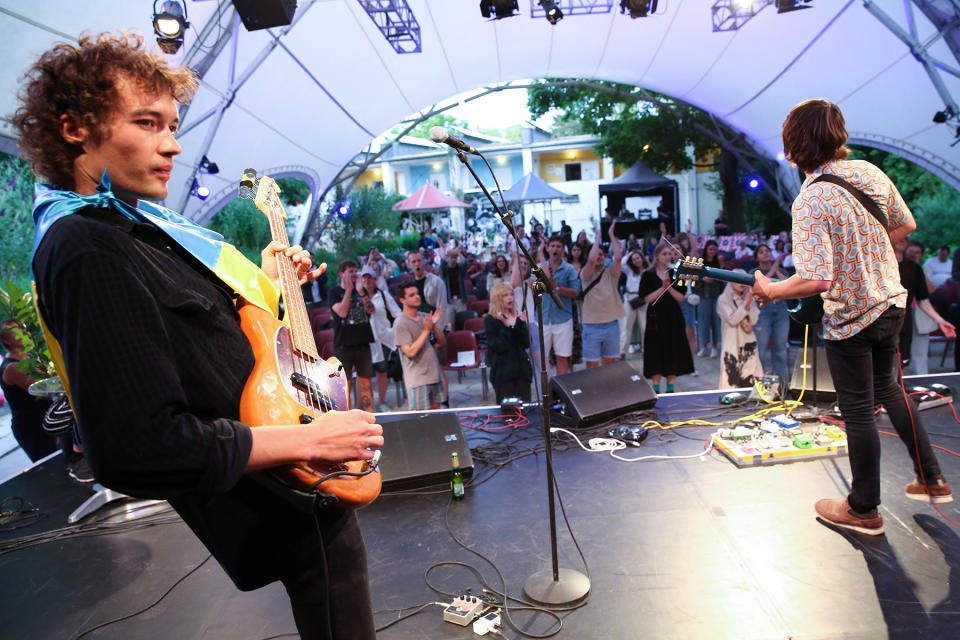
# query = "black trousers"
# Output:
<box><xmin>825</xmin><ymin>306</ymin><xmax>943</xmax><ymax>513</ymax></box>
<box><xmin>281</xmin><ymin>510</ymin><xmax>375</xmax><ymax>640</ymax></box>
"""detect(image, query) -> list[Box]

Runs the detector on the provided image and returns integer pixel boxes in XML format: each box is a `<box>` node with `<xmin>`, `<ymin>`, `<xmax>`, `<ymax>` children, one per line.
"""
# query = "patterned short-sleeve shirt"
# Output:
<box><xmin>791</xmin><ymin>159</ymin><xmax>908</xmax><ymax>340</ymax></box>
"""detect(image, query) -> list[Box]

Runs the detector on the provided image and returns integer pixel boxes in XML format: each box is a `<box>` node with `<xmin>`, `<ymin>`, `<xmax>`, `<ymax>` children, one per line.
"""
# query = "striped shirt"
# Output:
<box><xmin>791</xmin><ymin>159</ymin><xmax>909</xmax><ymax>340</ymax></box>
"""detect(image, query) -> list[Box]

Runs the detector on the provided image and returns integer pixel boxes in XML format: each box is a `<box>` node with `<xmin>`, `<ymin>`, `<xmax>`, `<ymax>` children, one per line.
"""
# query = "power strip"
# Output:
<box><xmin>442</xmin><ymin>595</ymin><xmax>485</xmax><ymax>626</ymax></box>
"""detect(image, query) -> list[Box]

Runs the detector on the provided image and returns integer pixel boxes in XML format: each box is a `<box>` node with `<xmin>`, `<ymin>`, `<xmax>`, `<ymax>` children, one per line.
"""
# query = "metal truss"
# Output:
<box><xmin>863</xmin><ymin>0</ymin><xmax>960</xmax><ymax>144</ymax></box>
<box><xmin>529</xmin><ymin>0</ymin><xmax>614</xmax><ymax>19</ymax></box>
<box><xmin>357</xmin><ymin>1</ymin><xmax>421</xmax><ymax>54</ymax></box>
<box><xmin>711</xmin><ymin>0</ymin><xmax>775</xmax><ymax>32</ymax></box>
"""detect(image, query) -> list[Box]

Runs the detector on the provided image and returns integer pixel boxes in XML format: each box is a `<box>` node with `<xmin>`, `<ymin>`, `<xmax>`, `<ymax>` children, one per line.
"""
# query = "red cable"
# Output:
<box><xmin>894</xmin><ymin>348</ymin><xmax>960</xmax><ymax>527</ymax></box>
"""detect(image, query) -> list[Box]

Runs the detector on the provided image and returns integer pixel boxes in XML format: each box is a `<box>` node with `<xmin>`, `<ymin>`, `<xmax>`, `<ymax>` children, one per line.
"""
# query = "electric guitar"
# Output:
<box><xmin>237</xmin><ymin>169</ymin><xmax>381</xmax><ymax>508</ymax></box>
<box><xmin>670</xmin><ymin>257</ymin><xmax>824</xmax><ymax>325</ymax></box>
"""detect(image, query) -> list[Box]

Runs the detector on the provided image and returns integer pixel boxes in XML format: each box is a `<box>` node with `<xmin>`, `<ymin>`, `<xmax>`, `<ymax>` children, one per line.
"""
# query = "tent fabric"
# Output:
<box><xmin>1</xmin><ymin>1</ymin><xmax>958</xmax><ymax>233</ymax></box>
<box><xmin>501</xmin><ymin>172</ymin><xmax>575</xmax><ymax>203</ymax></box>
<box><xmin>598</xmin><ymin>161</ymin><xmax>679</xmax><ymax>194</ymax></box>
<box><xmin>392</xmin><ymin>183</ymin><xmax>470</xmax><ymax>212</ymax></box>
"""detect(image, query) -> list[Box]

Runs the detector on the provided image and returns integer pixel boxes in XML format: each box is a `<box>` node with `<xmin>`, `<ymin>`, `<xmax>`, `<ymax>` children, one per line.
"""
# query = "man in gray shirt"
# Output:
<box><xmin>393</xmin><ymin>283</ymin><xmax>447</xmax><ymax>410</ymax></box>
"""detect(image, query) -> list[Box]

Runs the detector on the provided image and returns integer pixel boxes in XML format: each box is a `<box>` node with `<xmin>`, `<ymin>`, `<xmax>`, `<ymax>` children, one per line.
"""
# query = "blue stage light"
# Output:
<box><xmin>747</xmin><ymin>177</ymin><xmax>760</xmax><ymax>190</ymax></box>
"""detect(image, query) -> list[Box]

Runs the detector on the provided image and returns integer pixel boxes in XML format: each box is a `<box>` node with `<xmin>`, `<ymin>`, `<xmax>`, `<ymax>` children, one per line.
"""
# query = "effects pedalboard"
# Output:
<box><xmin>713</xmin><ymin>413</ymin><xmax>848</xmax><ymax>468</ymax></box>
<box><xmin>443</xmin><ymin>595</ymin><xmax>485</xmax><ymax>626</ymax></box>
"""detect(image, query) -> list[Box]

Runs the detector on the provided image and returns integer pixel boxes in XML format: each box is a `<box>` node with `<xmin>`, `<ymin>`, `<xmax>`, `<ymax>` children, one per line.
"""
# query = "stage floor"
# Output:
<box><xmin>2</xmin><ymin>376</ymin><xmax>960</xmax><ymax>639</ymax></box>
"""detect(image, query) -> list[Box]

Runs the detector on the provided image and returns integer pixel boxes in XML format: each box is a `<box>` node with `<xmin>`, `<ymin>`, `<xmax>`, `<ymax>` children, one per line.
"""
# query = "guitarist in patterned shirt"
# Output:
<box><xmin>752</xmin><ymin>99</ymin><xmax>954</xmax><ymax>536</ymax></box>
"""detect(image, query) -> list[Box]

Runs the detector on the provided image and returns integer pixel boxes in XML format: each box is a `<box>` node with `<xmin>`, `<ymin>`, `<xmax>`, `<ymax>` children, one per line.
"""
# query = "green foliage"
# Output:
<box><xmin>527</xmin><ymin>80</ymin><xmax>716</xmax><ymax>176</ymax></box>
<box><xmin>0</xmin><ymin>280</ymin><xmax>54</xmax><ymax>379</ymax></box>
<box><xmin>390</xmin><ymin>113</ymin><xmax>469</xmax><ymax>140</ymax></box>
<box><xmin>0</xmin><ymin>155</ymin><xmax>38</xmax><ymax>290</ymax></box>
<box><xmin>909</xmin><ymin>185</ymin><xmax>960</xmax><ymax>253</ymax></box>
<box><xmin>206</xmin><ymin>198</ymin><xmax>271</xmax><ymax>264</ymax></box>
<box><xmin>329</xmin><ymin>186</ymin><xmax>404</xmax><ymax>261</ymax></box>
<box><xmin>848</xmin><ymin>145</ymin><xmax>959</xmax><ymax>252</ymax></box>
<box><xmin>275</xmin><ymin>178</ymin><xmax>311</xmax><ymax>206</ymax></box>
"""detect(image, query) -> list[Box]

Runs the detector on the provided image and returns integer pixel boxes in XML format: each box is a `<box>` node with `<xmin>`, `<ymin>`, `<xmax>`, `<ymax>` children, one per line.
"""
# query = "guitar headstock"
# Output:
<box><xmin>669</xmin><ymin>256</ymin><xmax>704</xmax><ymax>287</ymax></box>
<box><xmin>238</xmin><ymin>168</ymin><xmax>286</xmax><ymax>222</ymax></box>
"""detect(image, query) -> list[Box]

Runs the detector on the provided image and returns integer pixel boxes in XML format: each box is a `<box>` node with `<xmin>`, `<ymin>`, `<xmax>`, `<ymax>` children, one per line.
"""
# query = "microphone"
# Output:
<box><xmin>429</xmin><ymin>126</ymin><xmax>479</xmax><ymax>155</ymax></box>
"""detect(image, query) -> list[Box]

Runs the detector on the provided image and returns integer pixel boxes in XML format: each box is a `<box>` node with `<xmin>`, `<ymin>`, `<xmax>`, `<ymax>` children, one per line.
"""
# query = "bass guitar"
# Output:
<box><xmin>237</xmin><ymin>169</ymin><xmax>381</xmax><ymax>508</ymax></box>
<box><xmin>670</xmin><ymin>256</ymin><xmax>824</xmax><ymax>325</ymax></box>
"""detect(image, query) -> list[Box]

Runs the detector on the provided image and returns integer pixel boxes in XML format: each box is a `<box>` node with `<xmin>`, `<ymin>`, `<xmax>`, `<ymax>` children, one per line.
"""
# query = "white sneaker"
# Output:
<box><xmin>709</xmin><ymin>347</ymin><xmax>719</xmax><ymax>358</ymax></box>
<box><xmin>696</xmin><ymin>347</ymin><xmax>709</xmax><ymax>357</ymax></box>
<box><xmin>690</xmin><ymin>370</ymin><xmax>700</xmax><ymax>377</ymax></box>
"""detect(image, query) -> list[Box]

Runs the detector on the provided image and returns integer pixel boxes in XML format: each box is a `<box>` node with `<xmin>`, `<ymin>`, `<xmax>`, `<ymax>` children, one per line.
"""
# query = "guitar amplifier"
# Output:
<box><xmin>549</xmin><ymin>361</ymin><xmax>658</xmax><ymax>428</ymax></box>
<box><xmin>788</xmin><ymin>346</ymin><xmax>836</xmax><ymax>399</ymax></box>
<box><xmin>376</xmin><ymin>412</ymin><xmax>473</xmax><ymax>491</ymax></box>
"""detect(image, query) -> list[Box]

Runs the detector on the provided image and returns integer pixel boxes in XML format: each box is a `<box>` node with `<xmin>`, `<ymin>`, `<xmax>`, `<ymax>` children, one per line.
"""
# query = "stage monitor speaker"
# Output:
<box><xmin>376</xmin><ymin>412</ymin><xmax>473</xmax><ymax>491</ymax></box>
<box><xmin>232</xmin><ymin>0</ymin><xmax>297</xmax><ymax>31</ymax></box>
<box><xmin>788</xmin><ymin>346</ymin><xmax>835</xmax><ymax>398</ymax></box>
<box><xmin>549</xmin><ymin>361</ymin><xmax>657</xmax><ymax>428</ymax></box>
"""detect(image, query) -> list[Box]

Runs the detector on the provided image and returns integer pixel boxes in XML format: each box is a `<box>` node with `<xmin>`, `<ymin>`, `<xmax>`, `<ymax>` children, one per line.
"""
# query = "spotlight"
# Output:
<box><xmin>336</xmin><ymin>199</ymin><xmax>352</xmax><ymax>218</ymax></box>
<box><xmin>199</xmin><ymin>155</ymin><xmax>219</xmax><ymax>174</ymax></box>
<box><xmin>620</xmin><ymin>0</ymin><xmax>658</xmax><ymax>18</ymax></box>
<box><xmin>193</xmin><ymin>178</ymin><xmax>210</xmax><ymax>200</ymax></box>
<box><xmin>480</xmin><ymin>0</ymin><xmax>519</xmax><ymax>20</ymax></box>
<box><xmin>933</xmin><ymin>108</ymin><xmax>953</xmax><ymax>124</ymax></box>
<box><xmin>152</xmin><ymin>0</ymin><xmax>189</xmax><ymax>54</ymax></box>
<box><xmin>747</xmin><ymin>177</ymin><xmax>761</xmax><ymax>190</ymax></box>
<box><xmin>775</xmin><ymin>0</ymin><xmax>813</xmax><ymax>13</ymax></box>
<box><xmin>540</xmin><ymin>0</ymin><xmax>563</xmax><ymax>24</ymax></box>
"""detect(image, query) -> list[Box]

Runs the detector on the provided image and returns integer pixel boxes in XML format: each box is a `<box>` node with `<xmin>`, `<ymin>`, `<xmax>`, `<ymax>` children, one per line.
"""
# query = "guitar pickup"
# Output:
<box><xmin>291</xmin><ymin>372</ymin><xmax>335</xmax><ymax>410</ymax></box>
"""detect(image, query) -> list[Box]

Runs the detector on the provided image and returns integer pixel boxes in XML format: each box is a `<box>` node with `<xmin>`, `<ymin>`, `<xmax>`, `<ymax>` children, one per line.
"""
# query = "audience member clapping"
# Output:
<box><xmin>360</xmin><ymin>267</ymin><xmax>402</xmax><ymax>410</ymax></box>
<box><xmin>639</xmin><ymin>243</ymin><xmax>695</xmax><ymax>393</ymax></box>
<box><xmin>716</xmin><ymin>275</ymin><xmax>762</xmax><ymax>389</ymax></box>
<box><xmin>484</xmin><ymin>284</ymin><xmax>533</xmax><ymax>402</ymax></box>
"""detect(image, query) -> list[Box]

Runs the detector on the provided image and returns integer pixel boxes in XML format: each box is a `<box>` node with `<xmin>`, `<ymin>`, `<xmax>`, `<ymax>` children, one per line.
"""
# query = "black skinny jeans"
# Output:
<box><xmin>825</xmin><ymin>306</ymin><xmax>942</xmax><ymax>513</ymax></box>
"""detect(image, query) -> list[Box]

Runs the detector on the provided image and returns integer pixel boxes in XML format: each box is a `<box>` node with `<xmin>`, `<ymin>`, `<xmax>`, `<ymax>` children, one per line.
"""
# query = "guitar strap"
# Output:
<box><xmin>811</xmin><ymin>173</ymin><xmax>887</xmax><ymax>231</ymax></box>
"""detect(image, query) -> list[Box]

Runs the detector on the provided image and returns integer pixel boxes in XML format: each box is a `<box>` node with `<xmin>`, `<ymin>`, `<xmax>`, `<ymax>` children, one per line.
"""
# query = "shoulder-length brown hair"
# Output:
<box><xmin>13</xmin><ymin>32</ymin><xmax>198</xmax><ymax>190</ymax></box>
<box><xmin>781</xmin><ymin>99</ymin><xmax>850</xmax><ymax>174</ymax></box>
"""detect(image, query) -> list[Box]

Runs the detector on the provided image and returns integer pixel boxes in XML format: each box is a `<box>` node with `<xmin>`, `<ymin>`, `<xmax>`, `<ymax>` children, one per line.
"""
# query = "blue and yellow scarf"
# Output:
<box><xmin>30</xmin><ymin>173</ymin><xmax>279</xmax><ymax>400</ymax></box>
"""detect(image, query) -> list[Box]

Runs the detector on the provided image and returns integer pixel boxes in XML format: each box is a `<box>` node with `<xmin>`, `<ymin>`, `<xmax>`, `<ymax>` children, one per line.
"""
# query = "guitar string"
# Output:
<box><xmin>267</xmin><ymin>189</ymin><xmax>324</xmax><ymax>420</ymax></box>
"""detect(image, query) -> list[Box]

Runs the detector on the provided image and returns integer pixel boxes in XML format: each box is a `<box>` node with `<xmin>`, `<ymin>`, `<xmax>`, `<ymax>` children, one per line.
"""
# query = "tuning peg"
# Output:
<box><xmin>239</xmin><ymin>168</ymin><xmax>258</xmax><ymax>199</ymax></box>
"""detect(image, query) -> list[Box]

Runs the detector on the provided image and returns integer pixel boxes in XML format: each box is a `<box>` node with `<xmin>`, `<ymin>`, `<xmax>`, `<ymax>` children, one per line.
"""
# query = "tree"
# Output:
<box><xmin>0</xmin><ymin>155</ymin><xmax>38</xmax><ymax>290</ymax></box>
<box><xmin>527</xmin><ymin>79</ymin><xmax>791</xmax><ymax>232</ymax></box>
<box><xmin>327</xmin><ymin>186</ymin><xmax>404</xmax><ymax>261</ymax></box>
<box><xmin>390</xmin><ymin>113</ymin><xmax>469</xmax><ymax>141</ymax></box>
<box><xmin>847</xmin><ymin>146</ymin><xmax>959</xmax><ymax>254</ymax></box>
<box><xmin>205</xmin><ymin>177</ymin><xmax>312</xmax><ymax>264</ymax></box>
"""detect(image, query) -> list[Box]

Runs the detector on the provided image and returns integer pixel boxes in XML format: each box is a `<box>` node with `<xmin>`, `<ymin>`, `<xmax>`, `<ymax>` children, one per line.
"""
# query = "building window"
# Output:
<box><xmin>564</xmin><ymin>162</ymin><xmax>582</xmax><ymax>181</ymax></box>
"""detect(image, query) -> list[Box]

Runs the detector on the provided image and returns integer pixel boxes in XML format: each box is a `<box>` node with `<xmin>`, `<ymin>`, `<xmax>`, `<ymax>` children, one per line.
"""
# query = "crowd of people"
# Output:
<box><xmin>311</xmin><ymin>215</ymin><xmax>893</xmax><ymax>410</ymax></box>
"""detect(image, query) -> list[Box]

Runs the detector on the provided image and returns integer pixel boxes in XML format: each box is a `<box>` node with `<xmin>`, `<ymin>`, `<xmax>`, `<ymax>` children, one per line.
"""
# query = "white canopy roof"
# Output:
<box><xmin>2</xmin><ymin>0</ymin><xmax>958</xmax><ymax>229</ymax></box>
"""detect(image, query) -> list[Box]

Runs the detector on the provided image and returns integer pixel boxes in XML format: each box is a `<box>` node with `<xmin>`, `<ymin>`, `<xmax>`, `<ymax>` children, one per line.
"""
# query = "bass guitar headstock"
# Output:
<box><xmin>669</xmin><ymin>256</ymin><xmax>703</xmax><ymax>288</ymax></box>
<box><xmin>238</xmin><ymin>168</ymin><xmax>285</xmax><ymax>222</ymax></box>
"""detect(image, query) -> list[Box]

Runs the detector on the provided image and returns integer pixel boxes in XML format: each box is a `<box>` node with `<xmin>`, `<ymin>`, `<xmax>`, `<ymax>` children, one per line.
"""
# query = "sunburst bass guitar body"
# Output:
<box><xmin>236</xmin><ymin>169</ymin><xmax>381</xmax><ymax>508</ymax></box>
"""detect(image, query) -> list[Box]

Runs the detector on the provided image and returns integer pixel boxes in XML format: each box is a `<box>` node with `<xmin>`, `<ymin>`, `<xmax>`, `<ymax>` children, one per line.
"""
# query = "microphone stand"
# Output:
<box><xmin>451</xmin><ymin>149</ymin><xmax>590</xmax><ymax>605</ymax></box>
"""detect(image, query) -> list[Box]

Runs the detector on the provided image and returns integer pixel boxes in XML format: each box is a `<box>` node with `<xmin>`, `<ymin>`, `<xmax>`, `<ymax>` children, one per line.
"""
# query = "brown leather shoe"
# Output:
<box><xmin>905</xmin><ymin>476</ymin><xmax>953</xmax><ymax>504</ymax></box>
<box><xmin>815</xmin><ymin>497</ymin><xmax>884</xmax><ymax>535</ymax></box>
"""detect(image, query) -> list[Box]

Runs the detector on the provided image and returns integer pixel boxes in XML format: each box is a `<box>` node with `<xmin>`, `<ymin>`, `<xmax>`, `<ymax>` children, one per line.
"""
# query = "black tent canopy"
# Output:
<box><xmin>598</xmin><ymin>161</ymin><xmax>679</xmax><ymax>237</ymax></box>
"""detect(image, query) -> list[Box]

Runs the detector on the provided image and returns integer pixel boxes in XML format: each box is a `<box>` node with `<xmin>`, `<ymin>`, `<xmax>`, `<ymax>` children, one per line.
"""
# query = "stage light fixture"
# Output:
<box><xmin>152</xmin><ymin>0</ymin><xmax>189</xmax><ymax>54</ymax></box>
<box><xmin>747</xmin><ymin>177</ymin><xmax>761</xmax><ymax>190</ymax></box>
<box><xmin>775</xmin><ymin>0</ymin><xmax>812</xmax><ymax>14</ymax></box>
<box><xmin>199</xmin><ymin>155</ymin><xmax>220</xmax><ymax>174</ymax></box>
<box><xmin>480</xmin><ymin>0</ymin><xmax>519</xmax><ymax>20</ymax></box>
<box><xmin>620</xmin><ymin>0</ymin><xmax>658</xmax><ymax>18</ymax></box>
<box><xmin>933</xmin><ymin>108</ymin><xmax>953</xmax><ymax>124</ymax></box>
<box><xmin>539</xmin><ymin>0</ymin><xmax>564</xmax><ymax>24</ymax></box>
<box><xmin>192</xmin><ymin>178</ymin><xmax>210</xmax><ymax>200</ymax></box>
<box><xmin>336</xmin><ymin>199</ymin><xmax>353</xmax><ymax>218</ymax></box>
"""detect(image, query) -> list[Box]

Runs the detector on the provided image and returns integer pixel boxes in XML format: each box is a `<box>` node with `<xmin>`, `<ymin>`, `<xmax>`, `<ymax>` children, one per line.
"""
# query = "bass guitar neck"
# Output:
<box><xmin>669</xmin><ymin>256</ymin><xmax>824</xmax><ymax>325</ymax></box>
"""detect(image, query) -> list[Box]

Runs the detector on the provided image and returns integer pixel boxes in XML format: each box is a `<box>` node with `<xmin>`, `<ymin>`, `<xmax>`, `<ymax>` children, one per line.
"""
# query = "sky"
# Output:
<box><xmin>442</xmin><ymin>86</ymin><xmax>557</xmax><ymax>132</ymax></box>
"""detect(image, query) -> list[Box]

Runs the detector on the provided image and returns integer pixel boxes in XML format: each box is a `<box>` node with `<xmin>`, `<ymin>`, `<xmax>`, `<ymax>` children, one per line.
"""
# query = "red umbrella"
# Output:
<box><xmin>392</xmin><ymin>183</ymin><xmax>470</xmax><ymax>211</ymax></box>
